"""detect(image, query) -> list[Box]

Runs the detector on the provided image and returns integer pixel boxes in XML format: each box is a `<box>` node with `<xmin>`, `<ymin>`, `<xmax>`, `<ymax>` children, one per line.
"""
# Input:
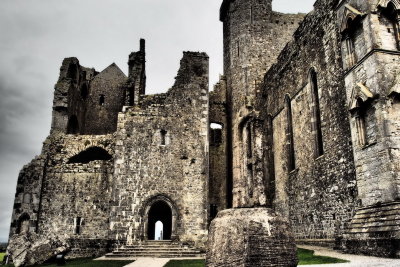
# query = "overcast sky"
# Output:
<box><xmin>0</xmin><ymin>0</ymin><xmax>315</xmax><ymax>242</ymax></box>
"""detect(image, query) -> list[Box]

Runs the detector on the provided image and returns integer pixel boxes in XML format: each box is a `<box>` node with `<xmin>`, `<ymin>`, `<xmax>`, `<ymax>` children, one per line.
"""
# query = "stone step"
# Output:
<box><xmin>115</xmin><ymin>248</ymin><xmax>198</xmax><ymax>252</ymax></box>
<box><xmin>123</xmin><ymin>245</ymin><xmax>182</xmax><ymax>249</ymax></box>
<box><xmin>110</xmin><ymin>250</ymin><xmax>200</xmax><ymax>255</ymax></box>
<box><xmin>113</xmin><ymin>249</ymin><xmax>199</xmax><ymax>253</ymax></box>
<box><xmin>345</xmin><ymin>202</ymin><xmax>400</xmax><ymax>235</ymax></box>
<box><xmin>106</xmin><ymin>253</ymin><xmax>202</xmax><ymax>258</ymax></box>
<box><xmin>355</xmin><ymin>202</ymin><xmax>400</xmax><ymax>215</ymax></box>
<box><xmin>350</xmin><ymin>216</ymin><xmax>400</xmax><ymax>225</ymax></box>
<box><xmin>106</xmin><ymin>241</ymin><xmax>203</xmax><ymax>259</ymax></box>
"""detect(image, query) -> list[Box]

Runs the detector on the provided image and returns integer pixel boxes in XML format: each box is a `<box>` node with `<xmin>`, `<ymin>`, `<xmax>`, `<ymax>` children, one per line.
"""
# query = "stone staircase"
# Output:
<box><xmin>341</xmin><ymin>201</ymin><xmax>400</xmax><ymax>257</ymax></box>
<box><xmin>105</xmin><ymin>240</ymin><xmax>204</xmax><ymax>258</ymax></box>
<box><xmin>346</xmin><ymin>201</ymin><xmax>400</xmax><ymax>234</ymax></box>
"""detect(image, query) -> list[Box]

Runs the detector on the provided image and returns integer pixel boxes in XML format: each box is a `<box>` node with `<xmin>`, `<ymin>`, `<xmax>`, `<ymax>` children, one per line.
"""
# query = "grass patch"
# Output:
<box><xmin>0</xmin><ymin>252</ymin><xmax>5</xmax><ymax>262</ymax></box>
<box><xmin>1</xmin><ymin>258</ymin><xmax>132</xmax><ymax>267</ymax></box>
<box><xmin>298</xmin><ymin>248</ymin><xmax>349</xmax><ymax>265</ymax></box>
<box><xmin>164</xmin><ymin>259</ymin><xmax>205</xmax><ymax>267</ymax></box>
<box><xmin>163</xmin><ymin>248</ymin><xmax>348</xmax><ymax>267</ymax></box>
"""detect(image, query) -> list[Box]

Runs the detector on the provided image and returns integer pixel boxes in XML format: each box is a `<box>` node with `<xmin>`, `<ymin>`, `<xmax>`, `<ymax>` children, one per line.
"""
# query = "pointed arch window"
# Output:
<box><xmin>309</xmin><ymin>69</ymin><xmax>324</xmax><ymax>158</ymax></box>
<box><xmin>343</xmin><ymin>18</ymin><xmax>359</xmax><ymax>67</ymax></box>
<box><xmin>379</xmin><ymin>2</ymin><xmax>400</xmax><ymax>50</ymax></box>
<box><xmin>349</xmin><ymin>83</ymin><xmax>377</xmax><ymax>147</ymax></box>
<box><xmin>285</xmin><ymin>95</ymin><xmax>295</xmax><ymax>172</ymax></box>
<box><xmin>340</xmin><ymin>5</ymin><xmax>365</xmax><ymax>69</ymax></box>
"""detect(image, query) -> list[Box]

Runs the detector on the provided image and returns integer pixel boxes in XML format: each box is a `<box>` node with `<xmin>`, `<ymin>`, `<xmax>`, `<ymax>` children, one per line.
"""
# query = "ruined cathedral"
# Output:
<box><xmin>8</xmin><ymin>0</ymin><xmax>400</xmax><ymax>264</ymax></box>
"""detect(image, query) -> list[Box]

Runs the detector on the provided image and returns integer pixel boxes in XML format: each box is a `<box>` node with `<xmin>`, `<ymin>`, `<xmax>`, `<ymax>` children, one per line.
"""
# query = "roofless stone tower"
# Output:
<box><xmin>207</xmin><ymin>1</ymin><xmax>304</xmax><ymax>266</ymax></box>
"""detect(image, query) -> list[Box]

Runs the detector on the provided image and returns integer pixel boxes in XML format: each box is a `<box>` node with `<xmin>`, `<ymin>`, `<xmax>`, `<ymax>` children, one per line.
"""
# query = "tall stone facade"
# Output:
<box><xmin>9</xmin><ymin>42</ymin><xmax>213</xmax><ymax>257</ymax></box>
<box><xmin>8</xmin><ymin>0</ymin><xmax>400</xmax><ymax>262</ymax></box>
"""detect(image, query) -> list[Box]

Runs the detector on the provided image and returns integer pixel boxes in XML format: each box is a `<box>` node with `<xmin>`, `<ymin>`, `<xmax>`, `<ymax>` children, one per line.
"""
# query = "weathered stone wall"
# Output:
<box><xmin>257</xmin><ymin>0</ymin><xmax>358</xmax><ymax>244</ymax></box>
<box><xmin>209</xmin><ymin>76</ymin><xmax>229</xmax><ymax>219</ymax></box>
<box><xmin>337</xmin><ymin>0</ymin><xmax>400</xmax><ymax>256</ymax></box>
<box><xmin>37</xmin><ymin>134</ymin><xmax>115</xmax><ymax>257</ymax></box>
<box><xmin>338</xmin><ymin>0</ymin><xmax>400</xmax><ymax>207</ymax></box>
<box><xmin>109</xmin><ymin>52</ymin><xmax>210</xmax><ymax>248</ymax></box>
<box><xmin>83</xmin><ymin>64</ymin><xmax>126</xmax><ymax>135</ymax></box>
<box><xmin>221</xmin><ymin>0</ymin><xmax>305</xmax><ymax>207</ymax></box>
<box><xmin>207</xmin><ymin>208</ymin><xmax>297</xmax><ymax>267</ymax></box>
<box><xmin>51</xmin><ymin>58</ymin><xmax>126</xmax><ymax>136</ymax></box>
<box><xmin>9</xmin><ymin>157</ymin><xmax>46</xmax><ymax>238</ymax></box>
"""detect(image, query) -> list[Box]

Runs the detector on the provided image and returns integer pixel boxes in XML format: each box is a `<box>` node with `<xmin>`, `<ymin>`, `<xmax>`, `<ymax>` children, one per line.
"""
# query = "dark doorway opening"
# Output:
<box><xmin>147</xmin><ymin>201</ymin><xmax>172</xmax><ymax>240</ymax></box>
<box><xmin>67</xmin><ymin>115</ymin><xmax>79</xmax><ymax>134</ymax></box>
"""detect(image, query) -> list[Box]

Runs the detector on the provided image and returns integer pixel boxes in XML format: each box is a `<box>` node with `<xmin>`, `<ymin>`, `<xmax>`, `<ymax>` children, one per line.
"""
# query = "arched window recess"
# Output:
<box><xmin>309</xmin><ymin>68</ymin><xmax>324</xmax><ymax>158</ymax></box>
<box><xmin>349</xmin><ymin>83</ymin><xmax>378</xmax><ymax>147</ymax></box>
<box><xmin>378</xmin><ymin>1</ymin><xmax>400</xmax><ymax>50</ymax></box>
<box><xmin>340</xmin><ymin>5</ymin><xmax>366</xmax><ymax>35</ymax></box>
<box><xmin>67</xmin><ymin>146</ymin><xmax>112</xmax><ymax>164</ymax></box>
<box><xmin>340</xmin><ymin>5</ymin><xmax>366</xmax><ymax>68</ymax></box>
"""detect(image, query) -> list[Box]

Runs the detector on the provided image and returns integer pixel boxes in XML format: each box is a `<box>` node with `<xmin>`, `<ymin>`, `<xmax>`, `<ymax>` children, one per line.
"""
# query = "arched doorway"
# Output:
<box><xmin>147</xmin><ymin>201</ymin><xmax>172</xmax><ymax>240</ymax></box>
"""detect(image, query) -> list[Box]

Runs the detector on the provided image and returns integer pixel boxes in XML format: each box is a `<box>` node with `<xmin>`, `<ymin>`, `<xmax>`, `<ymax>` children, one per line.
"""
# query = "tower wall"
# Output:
<box><xmin>221</xmin><ymin>0</ymin><xmax>305</xmax><ymax>207</ymax></box>
<box><xmin>258</xmin><ymin>0</ymin><xmax>358</xmax><ymax>246</ymax></box>
<box><xmin>337</xmin><ymin>0</ymin><xmax>400</xmax><ymax>257</ymax></box>
<box><xmin>109</xmin><ymin>52</ymin><xmax>210</xmax><ymax>248</ymax></box>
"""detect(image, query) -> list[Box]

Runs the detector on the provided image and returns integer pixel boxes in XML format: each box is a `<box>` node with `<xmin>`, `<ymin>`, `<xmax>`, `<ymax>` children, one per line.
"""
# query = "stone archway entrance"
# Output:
<box><xmin>147</xmin><ymin>201</ymin><xmax>172</xmax><ymax>240</ymax></box>
<box><xmin>141</xmin><ymin>195</ymin><xmax>178</xmax><ymax>241</ymax></box>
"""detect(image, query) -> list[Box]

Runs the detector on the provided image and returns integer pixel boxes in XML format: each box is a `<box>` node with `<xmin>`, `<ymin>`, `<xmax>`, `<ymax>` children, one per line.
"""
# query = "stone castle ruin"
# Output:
<box><xmin>8</xmin><ymin>0</ymin><xmax>400</xmax><ymax>265</ymax></box>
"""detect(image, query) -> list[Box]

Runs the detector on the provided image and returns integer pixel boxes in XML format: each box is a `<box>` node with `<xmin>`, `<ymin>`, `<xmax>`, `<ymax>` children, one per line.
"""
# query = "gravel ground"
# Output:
<box><xmin>298</xmin><ymin>245</ymin><xmax>400</xmax><ymax>267</ymax></box>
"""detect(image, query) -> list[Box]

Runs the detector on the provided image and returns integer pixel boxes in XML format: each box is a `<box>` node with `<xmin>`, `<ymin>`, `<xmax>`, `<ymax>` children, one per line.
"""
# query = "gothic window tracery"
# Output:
<box><xmin>340</xmin><ymin>5</ymin><xmax>365</xmax><ymax>69</ymax></box>
<box><xmin>349</xmin><ymin>83</ymin><xmax>377</xmax><ymax>148</ymax></box>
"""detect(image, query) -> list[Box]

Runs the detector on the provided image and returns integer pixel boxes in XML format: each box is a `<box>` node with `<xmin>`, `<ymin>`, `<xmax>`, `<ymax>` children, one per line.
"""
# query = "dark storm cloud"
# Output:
<box><xmin>0</xmin><ymin>0</ymin><xmax>314</xmax><ymax>242</ymax></box>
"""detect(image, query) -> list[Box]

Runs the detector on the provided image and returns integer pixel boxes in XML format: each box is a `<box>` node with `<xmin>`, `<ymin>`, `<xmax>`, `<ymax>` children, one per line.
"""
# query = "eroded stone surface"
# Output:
<box><xmin>207</xmin><ymin>208</ymin><xmax>297</xmax><ymax>267</ymax></box>
<box><xmin>8</xmin><ymin>232</ymin><xmax>70</xmax><ymax>267</ymax></box>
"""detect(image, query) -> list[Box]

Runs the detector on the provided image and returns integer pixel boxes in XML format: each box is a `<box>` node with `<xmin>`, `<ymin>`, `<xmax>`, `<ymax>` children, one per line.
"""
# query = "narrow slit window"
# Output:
<box><xmin>246</xmin><ymin>123</ymin><xmax>252</xmax><ymax>159</ymax></box>
<box><xmin>250</xmin><ymin>5</ymin><xmax>254</xmax><ymax>24</ymax></box>
<box><xmin>74</xmin><ymin>217</ymin><xmax>82</xmax><ymax>235</ymax></box>
<box><xmin>285</xmin><ymin>95</ymin><xmax>296</xmax><ymax>172</ymax></box>
<box><xmin>99</xmin><ymin>95</ymin><xmax>105</xmax><ymax>106</ymax></box>
<box><xmin>160</xmin><ymin>130</ymin><xmax>167</xmax><ymax>146</ymax></box>
<box><xmin>355</xmin><ymin>99</ymin><xmax>368</xmax><ymax>147</ymax></box>
<box><xmin>310</xmin><ymin>69</ymin><xmax>324</xmax><ymax>158</ymax></box>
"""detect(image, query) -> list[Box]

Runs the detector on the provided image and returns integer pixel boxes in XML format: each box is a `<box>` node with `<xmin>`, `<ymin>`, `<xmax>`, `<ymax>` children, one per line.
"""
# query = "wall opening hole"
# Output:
<box><xmin>81</xmin><ymin>84</ymin><xmax>88</xmax><ymax>100</ymax></box>
<box><xmin>67</xmin><ymin>115</ymin><xmax>79</xmax><ymax>134</ymax></box>
<box><xmin>68</xmin><ymin>147</ymin><xmax>112</xmax><ymax>164</ymax></box>
<box><xmin>155</xmin><ymin>221</ymin><xmax>164</xmax><ymax>240</ymax></box>
<box><xmin>160</xmin><ymin>130</ymin><xmax>167</xmax><ymax>146</ymax></box>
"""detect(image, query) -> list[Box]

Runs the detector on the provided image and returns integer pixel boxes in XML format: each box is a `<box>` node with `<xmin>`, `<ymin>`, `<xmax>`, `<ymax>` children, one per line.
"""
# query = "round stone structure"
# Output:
<box><xmin>206</xmin><ymin>208</ymin><xmax>297</xmax><ymax>267</ymax></box>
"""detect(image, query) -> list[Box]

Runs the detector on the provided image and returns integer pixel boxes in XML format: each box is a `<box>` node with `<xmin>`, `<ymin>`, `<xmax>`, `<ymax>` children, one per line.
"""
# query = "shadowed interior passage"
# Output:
<box><xmin>147</xmin><ymin>201</ymin><xmax>172</xmax><ymax>240</ymax></box>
